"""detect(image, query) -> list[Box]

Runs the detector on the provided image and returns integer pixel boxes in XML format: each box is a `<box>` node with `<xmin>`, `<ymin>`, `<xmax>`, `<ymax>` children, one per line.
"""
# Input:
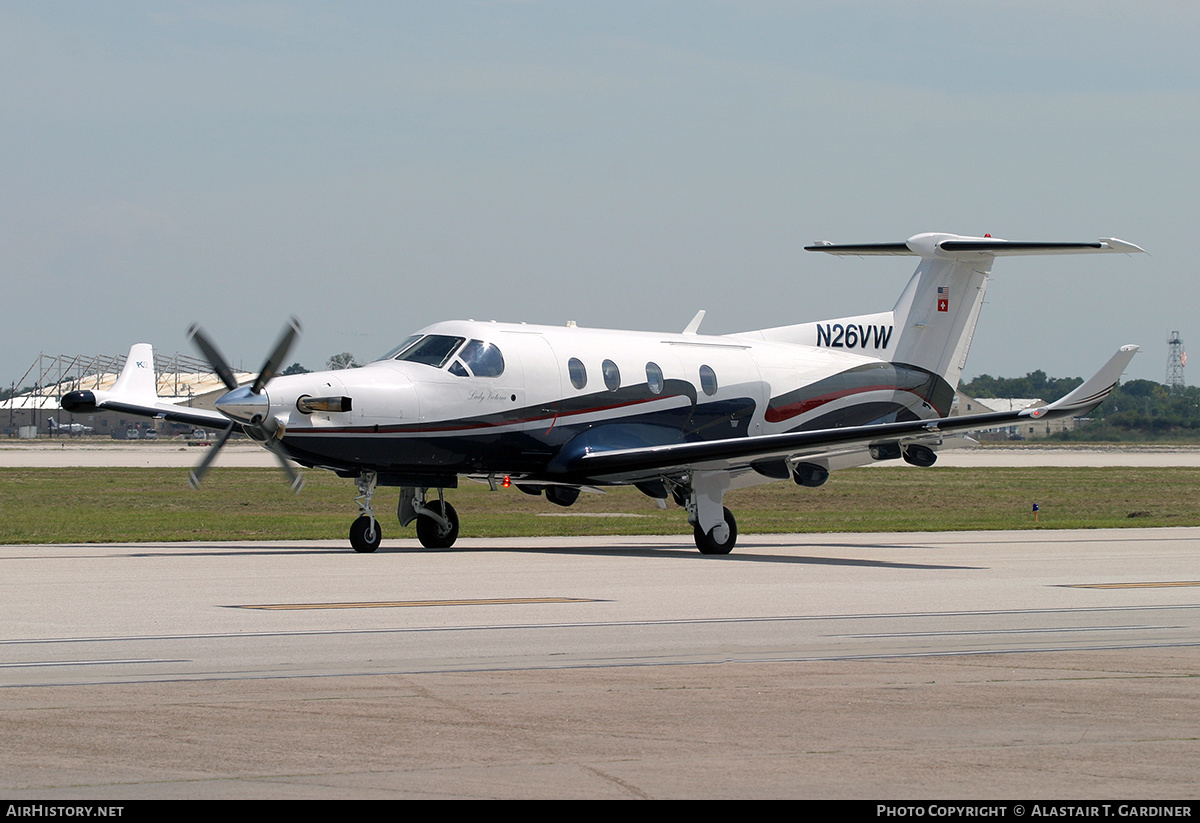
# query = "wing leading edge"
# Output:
<box><xmin>570</xmin><ymin>345</ymin><xmax>1139</xmax><ymax>482</ymax></box>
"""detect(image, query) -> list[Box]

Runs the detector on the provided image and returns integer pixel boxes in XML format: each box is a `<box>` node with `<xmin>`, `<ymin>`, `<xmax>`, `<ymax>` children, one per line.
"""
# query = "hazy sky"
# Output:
<box><xmin>3</xmin><ymin>2</ymin><xmax>1196</xmax><ymax>387</ymax></box>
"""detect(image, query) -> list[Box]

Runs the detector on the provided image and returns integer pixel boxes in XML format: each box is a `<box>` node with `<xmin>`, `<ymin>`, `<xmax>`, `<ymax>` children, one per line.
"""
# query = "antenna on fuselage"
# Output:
<box><xmin>683</xmin><ymin>310</ymin><xmax>706</xmax><ymax>335</ymax></box>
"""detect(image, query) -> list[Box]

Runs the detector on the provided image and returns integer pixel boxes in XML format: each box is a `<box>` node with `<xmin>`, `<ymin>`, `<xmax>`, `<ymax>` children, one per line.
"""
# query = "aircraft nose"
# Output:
<box><xmin>214</xmin><ymin>385</ymin><xmax>270</xmax><ymax>426</ymax></box>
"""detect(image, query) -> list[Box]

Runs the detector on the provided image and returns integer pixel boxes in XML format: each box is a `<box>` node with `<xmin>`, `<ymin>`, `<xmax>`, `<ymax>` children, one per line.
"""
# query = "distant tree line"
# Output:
<box><xmin>280</xmin><ymin>352</ymin><xmax>360</xmax><ymax>375</ymax></box>
<box><xmin>960</xmin><ymin>371</ymin><xmax>1200</xmax><ymax>441</ymax></box>
<box><xmin>959</xmin><ymin>369</ymin><xmax>1083</xmax><ymax>404</ymax></box>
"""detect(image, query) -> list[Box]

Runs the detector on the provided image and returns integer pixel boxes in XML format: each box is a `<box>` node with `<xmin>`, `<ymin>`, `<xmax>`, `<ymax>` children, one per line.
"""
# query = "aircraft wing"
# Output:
<box><xmin>569</xmin><ymin>345</ymin><xmax>1138</xmax><ymax>482</ymax></box>
<box><xmin>61</xmin><ymin>394</ymin><xmax>233</xmax><ymax>431</ymax></box>
<box><xmin>59</xmin><ymin>343</ymin><xmax>237</xmax><ymax>431</ymax></box>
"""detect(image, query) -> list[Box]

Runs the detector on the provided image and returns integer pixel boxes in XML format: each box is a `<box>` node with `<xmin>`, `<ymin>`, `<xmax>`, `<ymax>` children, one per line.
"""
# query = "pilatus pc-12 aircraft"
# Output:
<box><xmin>63</xmin><ymin>232</ymin><xmax>1143</xmax><ymax>554</ymax></box>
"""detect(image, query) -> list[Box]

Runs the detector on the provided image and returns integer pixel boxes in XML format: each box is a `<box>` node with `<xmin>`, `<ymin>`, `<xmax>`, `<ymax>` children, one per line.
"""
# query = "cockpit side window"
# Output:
<box><xmin>392</xmin><ymin>335</ymin><xmax>465</xmax><ymax>368</ymax></box>
<box><xmin>457</xmin><ymin>339</ymin><xmax>505</xmax><ymax>377</ymax></box>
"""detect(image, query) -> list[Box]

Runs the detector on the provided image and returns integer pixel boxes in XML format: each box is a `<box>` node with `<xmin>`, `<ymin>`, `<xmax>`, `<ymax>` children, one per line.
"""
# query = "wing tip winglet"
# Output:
<box><xmin>1100</xmin><ymin>238</ymin><xmax>1148</xmax><ymax>255</ymax></box>
<box><xmin>1032</xmin><ymin>345</ymin><xmax>1139</xmax><ymax>418</ymax></box>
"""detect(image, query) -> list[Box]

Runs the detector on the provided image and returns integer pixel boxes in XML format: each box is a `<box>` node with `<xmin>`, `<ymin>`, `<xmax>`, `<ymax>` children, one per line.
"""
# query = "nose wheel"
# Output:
<box><xmin>349</xmin><ymin>470</ymin><xmax>382</xmax><ymax>553</ymax></box>
<box><xmin>349</xmin><ymin>515</ymin><xmax>382</xmax><ymax>553</ymax></box>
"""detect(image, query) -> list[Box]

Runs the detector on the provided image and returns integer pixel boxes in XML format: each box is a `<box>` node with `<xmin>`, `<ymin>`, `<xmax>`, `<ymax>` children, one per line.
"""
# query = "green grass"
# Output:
<box><xmin>3</xmin><ymin>466</ymin><xmax>1199</xmax><ymax>544</ymax></box>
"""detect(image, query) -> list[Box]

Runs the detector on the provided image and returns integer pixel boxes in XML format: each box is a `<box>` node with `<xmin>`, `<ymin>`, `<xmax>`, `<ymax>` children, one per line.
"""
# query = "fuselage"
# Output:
<box><xmin>264</xmin><ymin>319</ymin><xmax>953</xmax><ymax>485</ymax></box>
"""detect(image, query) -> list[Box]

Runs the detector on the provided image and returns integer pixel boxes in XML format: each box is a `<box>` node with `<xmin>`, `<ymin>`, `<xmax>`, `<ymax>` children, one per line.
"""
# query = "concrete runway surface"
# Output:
<box><xmin>3</xmin><ymin>527</ymin><xmax>1200</xmax><ymax>799</ymax></box>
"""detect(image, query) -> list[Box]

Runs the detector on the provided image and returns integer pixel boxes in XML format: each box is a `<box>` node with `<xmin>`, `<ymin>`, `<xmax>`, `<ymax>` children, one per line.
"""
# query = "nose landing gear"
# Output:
<box><xmin>349</xmin><ymin>471</ymin><xmax>382</xmax><ymax>553</ymax></box>
<box><xmin>349</xmin><ymin>514</ymin><xmax>382</xmax><ymax>553</ymax></box>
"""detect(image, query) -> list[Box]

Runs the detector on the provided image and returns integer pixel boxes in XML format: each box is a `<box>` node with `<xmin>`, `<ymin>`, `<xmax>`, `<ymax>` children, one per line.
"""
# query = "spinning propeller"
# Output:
<box><xmin>187</xmin><ymin>317</ymin><xmax>305</xmax><ymax>492</ymax></box>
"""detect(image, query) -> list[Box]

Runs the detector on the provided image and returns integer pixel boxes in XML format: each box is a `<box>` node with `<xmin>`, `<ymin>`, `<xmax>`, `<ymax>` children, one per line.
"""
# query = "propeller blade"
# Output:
<box><xmin>187</xmin><ymin>324</ymin><xmax>240</xmax><ymax>392</ymax></box>
<box><xmin>185</xmin><ymin>317</ymin><xmax>304</xmax><ymax>491</ymax></box>
<box><xmin>252</xmin><ymin>316</ymin><xmax>302</xmax><ymax>395</ymax></box>
<box><xmin>188</xmin><ymin>425</ymin><xmax>236</xmax><ymax>489</ymax></box>
<box><xmin>264</xmin><ymin>437</ymin><xmax>305</xmax><ymax>492</ymax></box>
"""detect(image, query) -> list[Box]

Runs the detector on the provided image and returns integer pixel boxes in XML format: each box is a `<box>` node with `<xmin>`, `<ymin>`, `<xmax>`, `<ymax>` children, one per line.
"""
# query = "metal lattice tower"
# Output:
<box><xmin>1166</xmin><ymin>330</ymin><xmax>1186</xmax><ymax>388</ymax></box>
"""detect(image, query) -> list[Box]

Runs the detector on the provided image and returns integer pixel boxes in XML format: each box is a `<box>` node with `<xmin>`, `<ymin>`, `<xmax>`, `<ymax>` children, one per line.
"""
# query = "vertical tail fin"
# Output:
<box><xmin>884</xmin><ymin>234</ymin><xmax>993</xmax><ymax>391</ymax></box>
<box><xmin>110</xmin><ymin>343</ymin><xmax>160</xmax><ymax>399</ymax></box>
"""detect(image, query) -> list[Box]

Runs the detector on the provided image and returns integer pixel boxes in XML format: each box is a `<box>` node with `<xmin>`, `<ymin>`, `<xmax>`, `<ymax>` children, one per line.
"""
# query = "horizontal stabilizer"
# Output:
<box><xmin>806</xmin><ymin>233</ymin><xmax>1146</xmax><ymax>259</ymax></box>
<box><xmin>803</xmin><ymin>241</ymin><xmax>912</xmax><ymax>256</ymax></box>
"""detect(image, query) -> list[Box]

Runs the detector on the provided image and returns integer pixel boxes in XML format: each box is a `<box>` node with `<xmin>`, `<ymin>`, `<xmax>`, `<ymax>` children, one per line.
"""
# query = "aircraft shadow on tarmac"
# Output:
<box><xmin>124</xmin><ymin>541</ymin><xmax>981</xmax><ymax>570</ymax></box>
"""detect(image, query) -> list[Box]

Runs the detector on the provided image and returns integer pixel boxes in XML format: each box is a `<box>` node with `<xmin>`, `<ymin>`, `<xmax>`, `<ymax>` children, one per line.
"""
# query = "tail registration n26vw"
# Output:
<box><xmin>63</xmin><ymin>232</ymin><xmax>1143</xmax><ymax>554</ymax></box>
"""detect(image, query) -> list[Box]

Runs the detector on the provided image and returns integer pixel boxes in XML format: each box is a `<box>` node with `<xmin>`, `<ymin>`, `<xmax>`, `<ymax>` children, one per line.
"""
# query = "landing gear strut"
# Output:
<box><xmin>685</xmin><ymin>471</ymin><xmax>738</xmax><ymax>555</ymax></box>
<box><xmin>350</xmin><ymin>471</ymin><xmax>381</xmax><ymax>553</ymax></box>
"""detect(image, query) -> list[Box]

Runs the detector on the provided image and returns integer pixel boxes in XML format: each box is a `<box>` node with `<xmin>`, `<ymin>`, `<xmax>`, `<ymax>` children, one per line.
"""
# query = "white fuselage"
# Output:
<box><xmin>266</xmin><ymin>319</ymin><xmax>947</xmax><ymax>483</ymax></box>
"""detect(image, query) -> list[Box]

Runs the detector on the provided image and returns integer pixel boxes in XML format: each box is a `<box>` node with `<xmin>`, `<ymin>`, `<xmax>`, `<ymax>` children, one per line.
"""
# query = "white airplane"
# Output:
<box><xmin>62</xmin><ymin>232</ymin><xmax>1143</xmax><ymax>554</ymax></box>
<box><xmin>47</xmin><ymin>417</ymin><xmax>93</xmax><ymax>435</ymax></box>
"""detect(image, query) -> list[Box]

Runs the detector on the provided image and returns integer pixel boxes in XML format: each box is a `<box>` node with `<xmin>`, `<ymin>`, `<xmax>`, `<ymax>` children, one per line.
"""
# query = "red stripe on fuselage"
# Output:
<box><xmin>764</xmin><ymin>385</ymin><xmax>924</xmax><ymax>423</ymax></box>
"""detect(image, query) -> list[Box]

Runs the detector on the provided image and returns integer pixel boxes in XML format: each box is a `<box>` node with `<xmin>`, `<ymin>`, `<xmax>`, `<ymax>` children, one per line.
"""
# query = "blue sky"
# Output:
<box><xmin>2</xmin><ymin>2</ymin><xmax>1196</xmax><ymax>386</ymax></box>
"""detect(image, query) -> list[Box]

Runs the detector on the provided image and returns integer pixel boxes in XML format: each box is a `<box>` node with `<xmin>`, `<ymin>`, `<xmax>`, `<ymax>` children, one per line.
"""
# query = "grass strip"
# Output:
<box><xmin>2</xmin><ymin>466</ymin><xmax>1198</xmax><ymax>544</ymax></box>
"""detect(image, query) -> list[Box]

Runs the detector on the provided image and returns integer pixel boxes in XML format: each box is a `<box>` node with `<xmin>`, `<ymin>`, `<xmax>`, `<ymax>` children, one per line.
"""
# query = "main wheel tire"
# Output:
<box><xmin>693</xmin><ymin>507</ymin><xmax>737</xmax><ymax>555</ymax></box>
<box><xmin>349</xmin><ymin>515</ymin><xmax>381</xmax><ymax>553</ymax></box>
<box><xmin>416</xmin><ymin>500</ymin><xmax>460</xmax><ymax>549</ymax></box>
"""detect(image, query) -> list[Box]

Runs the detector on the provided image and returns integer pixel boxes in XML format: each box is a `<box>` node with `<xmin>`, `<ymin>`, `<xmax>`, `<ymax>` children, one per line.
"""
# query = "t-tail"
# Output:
<box><xmin>752</xmin><ymin>232</ymin><xmax>1145</xmax><ymax>395</ymax></box>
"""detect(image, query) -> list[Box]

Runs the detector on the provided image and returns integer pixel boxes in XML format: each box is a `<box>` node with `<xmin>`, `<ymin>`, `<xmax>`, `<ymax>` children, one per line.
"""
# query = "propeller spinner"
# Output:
<box><xmin>187</xmin><ymin>317</ymin><xmax>305</xmax><ymax>491</ymax></box>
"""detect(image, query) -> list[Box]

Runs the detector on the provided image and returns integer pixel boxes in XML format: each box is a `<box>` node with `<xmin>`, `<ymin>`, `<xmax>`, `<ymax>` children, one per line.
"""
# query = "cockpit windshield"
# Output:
<box><xmin>377</xmin><ymin>334</ymin><xmax>504</xmax><ymax>377</ymax></box>
<box><xmin>377</xmin><ymin>335</ymin><xmax>422</xmax><ymax>362</ymax></box>
<box><xmin>381</xmin><ymin>334</ymin><xmax>465</xmax><ymax>368</ymax></box>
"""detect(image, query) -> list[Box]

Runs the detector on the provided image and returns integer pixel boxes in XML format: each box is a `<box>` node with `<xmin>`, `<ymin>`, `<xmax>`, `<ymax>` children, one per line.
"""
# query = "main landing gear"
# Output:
<box><xmin>693</xmin><ymin>506</ymin><xmax>737</xmax><ymax>555</ymax></box>
<box><xmin>683</xmin><ymin>471</ymin><xmax>738</xmax><ymax>555</ymax></box>
<box><xmin>347</xmin><ymin>471</ymin><xmax>461</xmax><ymax>552</ymax></box>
